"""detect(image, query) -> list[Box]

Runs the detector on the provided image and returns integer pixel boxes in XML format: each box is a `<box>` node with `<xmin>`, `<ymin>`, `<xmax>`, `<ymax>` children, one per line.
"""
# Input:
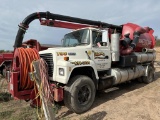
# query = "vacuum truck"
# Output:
<box><xmin>9</xmin><ymin>12</ymin><xmax>156</xmax><ymax>114</ymax></box>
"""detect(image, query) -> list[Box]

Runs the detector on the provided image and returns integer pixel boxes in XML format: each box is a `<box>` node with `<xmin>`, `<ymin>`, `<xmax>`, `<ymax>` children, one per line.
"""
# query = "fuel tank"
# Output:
<box><xmin>111</xmin><ymin>65</ymin><xmax>145</xmax><ymax>84</ymax></box>
<box><xmin>122</xmin><ymin>23</ymin><xmax>156</xmax><ymax>52</ymax></box>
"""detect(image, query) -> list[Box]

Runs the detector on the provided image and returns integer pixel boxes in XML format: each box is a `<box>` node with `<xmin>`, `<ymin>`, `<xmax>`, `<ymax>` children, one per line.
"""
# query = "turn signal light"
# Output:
<box><xmin>64</xmin><ymin>56</ymin><xmax>69</xmax><ymax>61</ymax></box>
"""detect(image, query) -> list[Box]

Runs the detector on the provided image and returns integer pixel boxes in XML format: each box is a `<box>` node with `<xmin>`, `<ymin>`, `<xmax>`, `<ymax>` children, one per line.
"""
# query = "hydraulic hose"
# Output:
<box><xmin>14</xmin><ymin>11</ymin><xmax>122</xmax><ymax>48</ymax></box>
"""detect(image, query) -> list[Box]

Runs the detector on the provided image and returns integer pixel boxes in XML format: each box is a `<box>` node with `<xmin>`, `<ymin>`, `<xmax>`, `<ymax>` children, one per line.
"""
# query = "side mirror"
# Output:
<box><xmin>102</xmin><ymin>29</ymin><xmax>109</xmax><ymax>43</ymax></box>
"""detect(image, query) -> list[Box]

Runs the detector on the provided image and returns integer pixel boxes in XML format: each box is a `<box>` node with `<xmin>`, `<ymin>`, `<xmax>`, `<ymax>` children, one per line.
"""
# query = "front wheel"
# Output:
<box><xmin>64</xmin><ymin>75</ymin><xmax>96</xmax><ymax>114</ymax></box>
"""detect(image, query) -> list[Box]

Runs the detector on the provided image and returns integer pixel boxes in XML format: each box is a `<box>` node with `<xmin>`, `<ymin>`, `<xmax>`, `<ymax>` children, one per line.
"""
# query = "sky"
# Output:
<box><xmin>0</xmin><ymin>0</ymin><xmax>159</xmax><ymax>50</ymax></box>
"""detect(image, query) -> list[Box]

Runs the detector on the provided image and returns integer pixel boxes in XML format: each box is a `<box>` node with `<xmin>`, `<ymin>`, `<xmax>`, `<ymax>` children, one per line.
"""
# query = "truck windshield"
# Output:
<box><xmin>62</xmin><ymin>29</ymin><xmax>90</xmax><ymax>47</ymax></box>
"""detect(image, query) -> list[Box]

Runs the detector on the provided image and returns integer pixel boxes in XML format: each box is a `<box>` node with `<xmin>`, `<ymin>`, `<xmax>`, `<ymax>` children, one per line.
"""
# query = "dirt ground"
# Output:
<box><xmin>0</xmin><ymin>48</ymin><xmax>160</xmax><ymax>120</ymax></box>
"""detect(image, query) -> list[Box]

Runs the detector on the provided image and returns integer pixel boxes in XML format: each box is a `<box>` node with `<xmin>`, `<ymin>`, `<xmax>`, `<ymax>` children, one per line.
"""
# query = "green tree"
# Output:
<box><xmin>0</xmin><ymin>50</ymin><xmax>5</xmax><ymax>53</ymax></box>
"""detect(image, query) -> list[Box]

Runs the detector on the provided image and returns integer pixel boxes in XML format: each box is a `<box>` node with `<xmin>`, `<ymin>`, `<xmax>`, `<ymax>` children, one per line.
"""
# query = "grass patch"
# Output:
<box><xmin>155</xmin><ymin>40</ymin><xmax>160</xmax><ymax>47</ymax></box>
<box><xmin>11</xmin><ymin>106</ymin><xmax>38</xmax><ymax>120</ymax></box>
<box><xmin>0</xmin><ymin>110</ymin><xmax>14</xmax><ymax>120</ymax></box>
<box><xmin>0</xmin><ymin>74</ymin><xmax>5</xmax><ymax>78</ymax></box>
<box><xmin>0</xmin><ymin>92</ymin><xmax>11</xmax><ymax>102</ymax></box>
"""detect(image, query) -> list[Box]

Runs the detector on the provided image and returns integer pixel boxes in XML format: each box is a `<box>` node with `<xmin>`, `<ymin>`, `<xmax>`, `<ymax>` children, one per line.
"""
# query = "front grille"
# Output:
<box><xmin>40</xmin><ymin>53</ymin><xmax>53</xmax><ymax>77</ymax></box>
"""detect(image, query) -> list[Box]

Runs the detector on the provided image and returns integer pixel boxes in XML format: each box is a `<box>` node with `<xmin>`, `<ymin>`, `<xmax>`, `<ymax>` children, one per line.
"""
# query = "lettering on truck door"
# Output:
<box><xmin>91</xmin><ymin>30</ymin><xmax>111</xmax><ymax>71</ymax></box>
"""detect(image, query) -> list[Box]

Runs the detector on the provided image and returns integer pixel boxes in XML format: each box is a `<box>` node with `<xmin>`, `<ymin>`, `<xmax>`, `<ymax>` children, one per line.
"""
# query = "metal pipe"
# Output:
<box><xmin>14</xmin><ymin>11</ymin><xmax>122</xmax><ymax>48</ymax></box>
<box><xmin>142</xmin><ymin>48</ymin><xmax>155</xmax><ymax>53</ymax></box>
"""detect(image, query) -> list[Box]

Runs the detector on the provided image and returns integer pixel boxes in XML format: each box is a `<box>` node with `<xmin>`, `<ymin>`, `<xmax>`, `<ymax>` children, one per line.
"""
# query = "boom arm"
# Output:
<box><xmin>14</xmin><ymin>11</ymin><xmax>122</xmax><ymax>48</ymax></box>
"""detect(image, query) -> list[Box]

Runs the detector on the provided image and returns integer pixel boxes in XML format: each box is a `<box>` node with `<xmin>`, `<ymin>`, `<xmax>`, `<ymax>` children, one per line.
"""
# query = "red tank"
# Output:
<box><xmin>122</xmin><ymin>23</ymin><xmax>155</xmax><ymax>52</ymax></box>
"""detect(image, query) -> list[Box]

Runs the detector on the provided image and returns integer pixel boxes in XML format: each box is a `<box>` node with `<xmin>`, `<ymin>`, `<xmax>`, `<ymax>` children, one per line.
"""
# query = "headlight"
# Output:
<box><xmin>59</xmin><ymin>68</ymin><xmax>64</xmax><ymax>76</ymax></box>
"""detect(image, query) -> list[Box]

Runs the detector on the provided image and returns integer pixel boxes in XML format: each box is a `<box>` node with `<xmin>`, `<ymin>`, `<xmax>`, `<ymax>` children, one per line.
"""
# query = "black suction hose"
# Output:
<box><xmin>14</xmin><ymin>12</ymin><xmax>45</xmax><ymax>48</ymax></box>
<box><xmin>14</xmin><ymin>27</ymin><xmax>26</xmax><ymax>48</ymax></box>
<box><xmin>121</xmin><ymin>31</ymin><xmax>141</xmax><ymax>55</ymax></box>
<box><xmin>130</xmin><ymin>31</ymin><xmax>141</xmax><ymax>49</ymax></box>
<box><xmin>14</xmin><ymin>11</ymin><xmax>122</xmax><ymax>48</ymax></box>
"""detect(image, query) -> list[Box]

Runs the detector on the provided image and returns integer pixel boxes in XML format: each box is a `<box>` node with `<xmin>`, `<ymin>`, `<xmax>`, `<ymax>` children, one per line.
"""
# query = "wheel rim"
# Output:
<box><xmin>78</xmin><ymin>85</ymin><xmax>91</xmax><ymax>105</ymax></box>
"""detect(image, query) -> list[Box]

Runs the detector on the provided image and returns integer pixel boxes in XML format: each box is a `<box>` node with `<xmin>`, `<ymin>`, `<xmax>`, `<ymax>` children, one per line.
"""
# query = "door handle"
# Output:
<box><xmin>105</xmin><ymin>56</ymin><xmax>109</xmax><ymax>59</ymax></box>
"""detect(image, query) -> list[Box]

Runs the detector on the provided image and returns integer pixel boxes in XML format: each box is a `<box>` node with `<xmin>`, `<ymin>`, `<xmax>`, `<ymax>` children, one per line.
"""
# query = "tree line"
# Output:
<box><xmin>0</xmin><ymin>50</ymin><xmax>12</xmax><ymax>53</ymax></box>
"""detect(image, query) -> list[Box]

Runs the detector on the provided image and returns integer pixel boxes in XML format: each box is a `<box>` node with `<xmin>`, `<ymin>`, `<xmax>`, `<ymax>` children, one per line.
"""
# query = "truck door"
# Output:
<box><xmin>91</xmin><ymin>30</ymin><xmax>111</xmax><ymax>71</ymax></box>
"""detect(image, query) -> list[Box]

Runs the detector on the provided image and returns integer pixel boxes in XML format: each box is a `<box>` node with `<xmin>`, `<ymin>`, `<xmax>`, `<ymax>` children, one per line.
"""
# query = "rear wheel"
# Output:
<box><xmin>0</xmin><ymin>68</ymin><xmax>2</xmax><ymax>75</ymax></box>
<box><xmin>142</xmin><ymin>65</ymin><xmax>154</xmax><ymax>84</ymax></box>
<box><xmin>64</xmin><ymin>75</ymin><xmax>96</xmax><ymax>114</ymax></box>
<box><xmin>2</xmin><ymin>68</ymin><xmax>6</xmax><ymax>77</ymax></box>
<box><xmin>0</xmin><ymin>65</ymin><xmax>5</xmax><ymax>77</ymax></box>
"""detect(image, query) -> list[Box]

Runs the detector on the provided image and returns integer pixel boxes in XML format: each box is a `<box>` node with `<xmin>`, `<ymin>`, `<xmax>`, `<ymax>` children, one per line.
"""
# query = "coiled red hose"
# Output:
<box><xmin>16</xmin><ymin>47</ymin><xmax>40</xmax><ymax>90</ymax></box>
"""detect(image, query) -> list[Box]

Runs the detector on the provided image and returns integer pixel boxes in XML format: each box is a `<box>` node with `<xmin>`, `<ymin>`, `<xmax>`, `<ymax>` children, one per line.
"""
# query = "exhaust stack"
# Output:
<box><xmin>111</xmin><ymin>33</ymin><xmax>120</xmax><ymax>61</ymax></box>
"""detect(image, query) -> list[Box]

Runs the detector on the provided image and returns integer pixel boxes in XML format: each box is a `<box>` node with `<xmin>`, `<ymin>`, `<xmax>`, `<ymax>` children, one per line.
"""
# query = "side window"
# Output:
<box><xmin>92</xmin><ymin>31</ymin><xmax>102</xmax><ymax>45</ymax></box>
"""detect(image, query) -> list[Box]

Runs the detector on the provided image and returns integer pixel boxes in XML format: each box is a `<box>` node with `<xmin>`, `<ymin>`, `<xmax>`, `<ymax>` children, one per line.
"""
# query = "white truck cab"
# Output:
<box><xmin>39</xmin><ymin>28</ymin><xmax>112</xmax><ymax>84</ymax></box>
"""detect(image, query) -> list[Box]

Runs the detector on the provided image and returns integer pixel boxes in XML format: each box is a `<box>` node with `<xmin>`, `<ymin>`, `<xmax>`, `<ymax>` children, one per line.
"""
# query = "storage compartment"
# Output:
<box><xmin>118</xmin><ymin>55</ymin><xmax>137</xmax><ymax>67</ymax></box>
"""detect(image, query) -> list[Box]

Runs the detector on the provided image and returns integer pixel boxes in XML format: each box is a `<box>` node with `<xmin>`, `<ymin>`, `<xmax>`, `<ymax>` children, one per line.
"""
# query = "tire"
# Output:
<box><xmin>0</xmin><ymin>66</ymin><xmax>5</xmax><ymax>77</ymax></box>
<box><xmin>142</xmin><ymin>66</ymin><xmax>154</xmax><ymax>84</ymax></box>
<box><xmin>0</xmin><ymin>66</ymin><xmax>4</xmax><ymax>75</ymax></box>
<box><xmin>2</xmin><ymin>68</ymin><xmax>6</xmax><ymax>77</ymax></box>
<box><xmin>64</xmin><ymin>75</ymin><xmax>96</xmax><ymax>114</ymax></box>
<box><xmin>0</xmin><ymin>69</ymin><xmax>2</xmax><ymax>75</ymax></box>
